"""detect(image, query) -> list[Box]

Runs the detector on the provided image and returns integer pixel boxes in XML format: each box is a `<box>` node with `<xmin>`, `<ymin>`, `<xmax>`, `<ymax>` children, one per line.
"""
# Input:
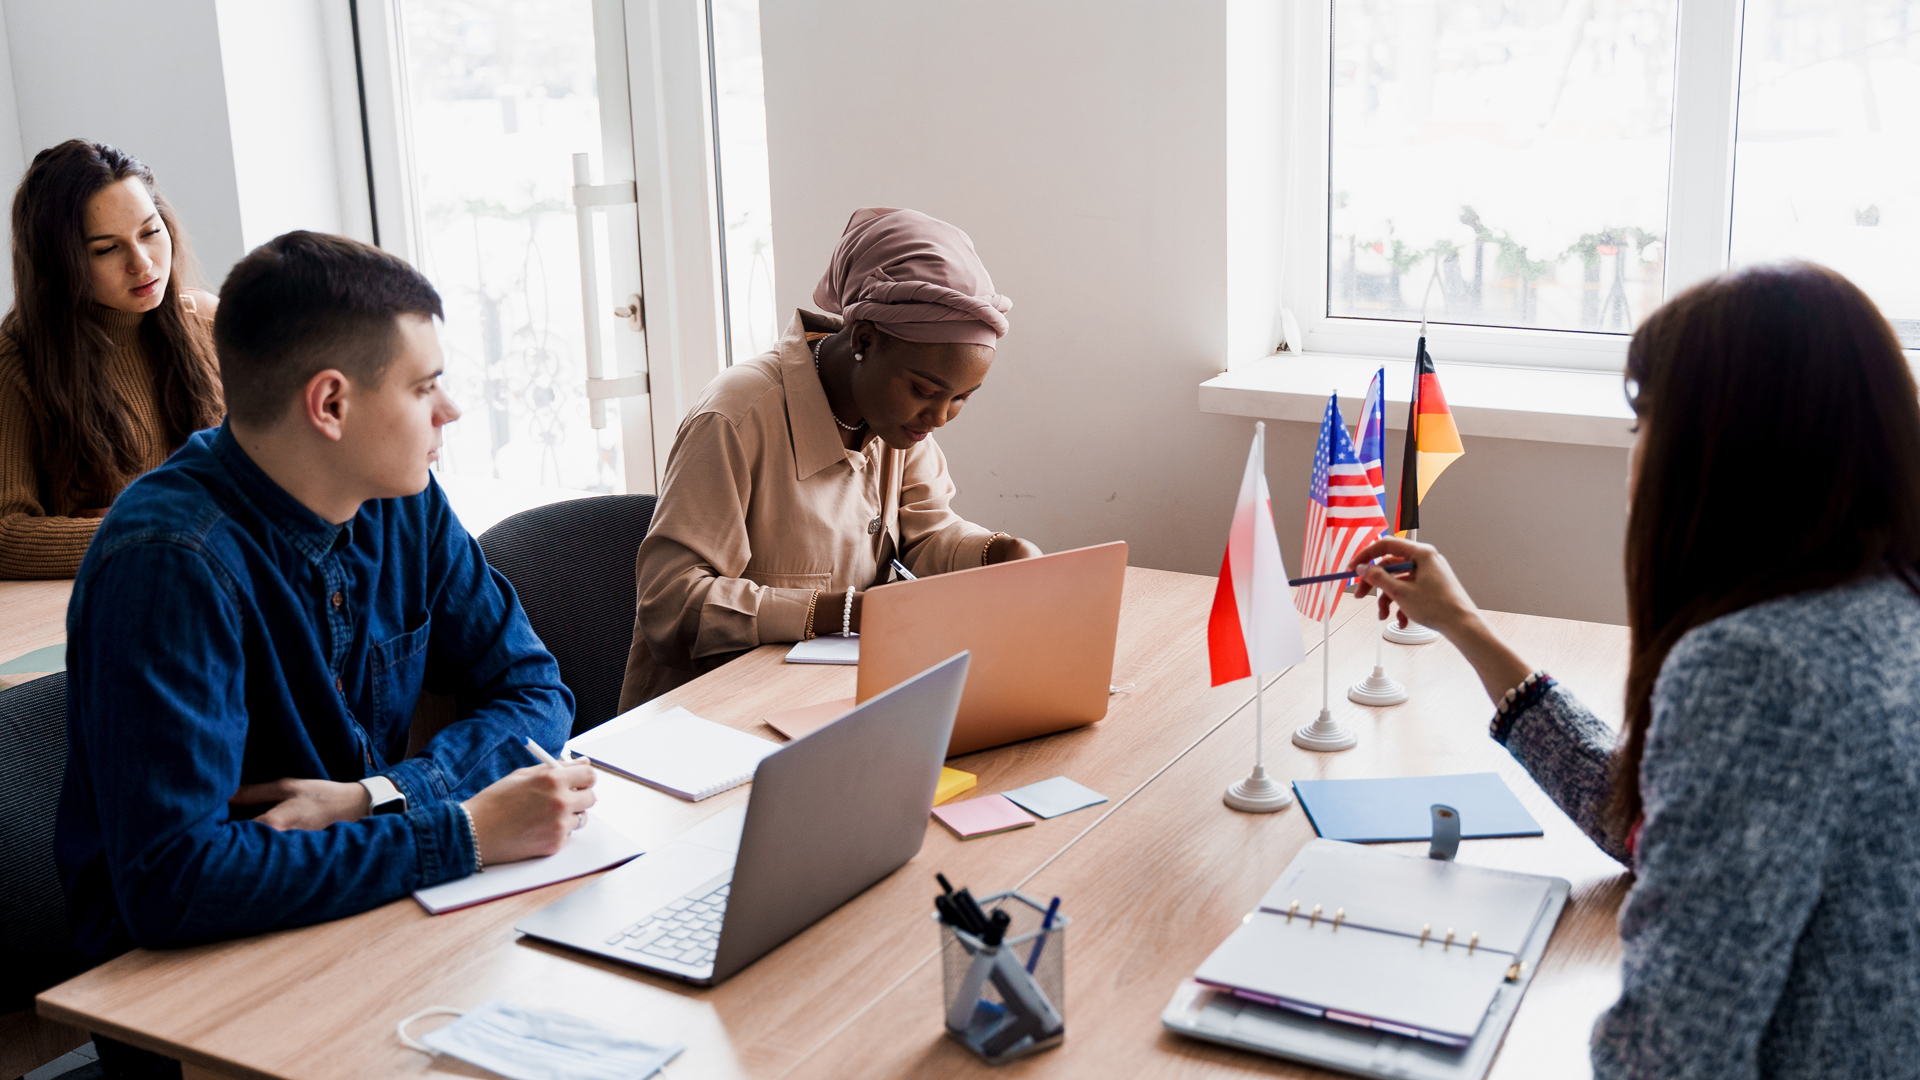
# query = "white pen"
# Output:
<box><xmin>523</xmin><ymin>737</ymin><xmax>575</xmax><ymax>764</ymax></box>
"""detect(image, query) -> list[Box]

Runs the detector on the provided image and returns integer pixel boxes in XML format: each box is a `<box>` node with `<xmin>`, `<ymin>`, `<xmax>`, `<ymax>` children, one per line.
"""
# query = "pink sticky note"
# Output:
<box><xmin>932</xmin><ymin>794</ymin><xmax>1038</xmax><ymax>839</ymax></box>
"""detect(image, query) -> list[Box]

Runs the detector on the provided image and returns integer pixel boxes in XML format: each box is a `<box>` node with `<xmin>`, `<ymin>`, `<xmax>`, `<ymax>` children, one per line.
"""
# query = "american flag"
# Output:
<box><xmin>1296</xmin><ymin>392</ymin><xmax>1390</xmax><ymax>622</ymax></box>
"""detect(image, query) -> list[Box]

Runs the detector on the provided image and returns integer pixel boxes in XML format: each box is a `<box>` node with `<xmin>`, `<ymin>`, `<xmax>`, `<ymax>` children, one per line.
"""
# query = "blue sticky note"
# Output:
<box><xmin>1001</xmin><ymin>776</ymin><xmax>1108</xmax><ymax>819</ymax></box>
<box><xmin>0</xmin><ymin>644</ymin><xmax>65</xmax><ymax>676</ymax></box>
<box><xmin>1292</xmin><ymin>773</ymin><xmax>1542</xmax><ymax>843</ymax></box>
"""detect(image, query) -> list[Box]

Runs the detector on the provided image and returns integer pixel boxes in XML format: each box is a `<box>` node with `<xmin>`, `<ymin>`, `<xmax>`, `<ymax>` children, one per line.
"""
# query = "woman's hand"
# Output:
<box><xmin>984</xmin><ymin>535</ymin><xmax>1043</xmax><ymax>564</ymax></box>
<box><xmin>1348</xmin><ymin>536</ymin><xmax>1478</xmax><ymax>634</ymax></box>
<box><xmin>464</xmin><ymin>761</ymin><xmax>598</xmax><ymax>866</ymax></box>
<box><xmin>230</xmin><ymin>778</ymin><xmax>372</xmax><ymax>831</ymax></box>
<box><xmin>1348</xmin><ymin>536</ymin><xmax>1536</xmax><ymax>706</ymax></box>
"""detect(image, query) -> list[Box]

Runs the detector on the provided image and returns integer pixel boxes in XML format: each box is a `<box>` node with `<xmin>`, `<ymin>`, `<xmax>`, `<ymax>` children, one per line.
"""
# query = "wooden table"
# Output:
<box><xmin>0</xmin><ymin>578</ymin><xmax>72</xmax><ymax>686</ymax></box>
<box><xmin>36</xmin><ymin>569</ymin><xmax>1633</xmax><ymax>1080</ymax></box>
<box><xmin>38</xmin><ymin>568</ymin><xmax>1351</xmax><ymax>1079</ymax></box>
<box><xmin>787</xmin><ymin>608</ymin><xmax>1632</xmax><ymax>1079</ymax></box>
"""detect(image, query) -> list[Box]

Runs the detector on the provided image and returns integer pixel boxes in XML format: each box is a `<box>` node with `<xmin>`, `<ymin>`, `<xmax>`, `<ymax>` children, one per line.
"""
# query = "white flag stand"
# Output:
<box><xmin>1223</xmin><ymin>675</ymin><xmax>1294</xmax><ymax>813</ymax></box>
<box><xmin>1294</xmin><ymin>615</ymin><xmax>1358</xmax><ymax>751</ymax></box>
<box><xmin>1383</xmin><ymin>619</ymin><xmax>1441</xmax><ymax>645</ymax></box>
<box><xmin>1348</xmin><ymin>629</ymin><xmax>1409</xmax><ymax>705</ymax></box>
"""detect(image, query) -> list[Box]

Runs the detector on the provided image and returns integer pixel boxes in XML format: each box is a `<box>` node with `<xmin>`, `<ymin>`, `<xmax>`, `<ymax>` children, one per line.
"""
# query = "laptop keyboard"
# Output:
<box><xmin>603</xmin><ymin>879</ymin><xmax>731</xmax><ymax>968</ymax></box>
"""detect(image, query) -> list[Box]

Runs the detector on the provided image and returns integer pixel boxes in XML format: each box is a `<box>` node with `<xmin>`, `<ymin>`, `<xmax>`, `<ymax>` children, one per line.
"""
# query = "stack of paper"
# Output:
<box><xmin>785</xmin><ymin>635</ymin><xmax>859</xmax><ymax>664</ymax></box>
<box><xmin>412</xmin><ymin>817</ymin><xmax>643</xmax><ymax>914</ymax></box>
<box><xmin>568</xmin><ymin>706</ymin><xmax>781</xmax><ymax>801</ymax></box>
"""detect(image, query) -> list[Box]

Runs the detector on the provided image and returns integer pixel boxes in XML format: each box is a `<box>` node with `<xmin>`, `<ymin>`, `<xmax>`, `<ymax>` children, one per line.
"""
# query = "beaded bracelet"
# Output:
<box><xmin>981</xmin><ymin>531</ymin><xmax>1009</xmax><ymax>566</ymax></box>
<box><xmin>1489</xmin><ymin>670</ymin><xmax>1555</xmax><ymax>744</ymax></box>
<box><xmin>460</xmin><ymin>803</ymin><xmax>483</xmax><ymax>872</ymax></box>
<box><xmin>843</xmin><ymin>586</ymin><xmax>856</xmax><ymax>636</ymax></box>
<box><xmin>802</xmin><ymin>589</ymin><xmax>819</xmax><ymax>640</ymax></box>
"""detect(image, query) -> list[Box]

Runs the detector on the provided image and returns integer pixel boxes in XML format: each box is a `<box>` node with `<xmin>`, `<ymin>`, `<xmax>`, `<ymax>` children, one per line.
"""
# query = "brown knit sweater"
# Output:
<box><xmin>0</xmin><ymin>307</ymin><xmax>180</xmax><ymax>579</ymax></box>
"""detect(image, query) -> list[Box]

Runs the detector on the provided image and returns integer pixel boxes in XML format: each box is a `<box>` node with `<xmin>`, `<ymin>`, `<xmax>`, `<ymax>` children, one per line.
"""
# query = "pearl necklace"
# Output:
<box><xmin>812</xmin><ymin>337</ymin><xmax>867</xmax><ymax>432</ymax></box>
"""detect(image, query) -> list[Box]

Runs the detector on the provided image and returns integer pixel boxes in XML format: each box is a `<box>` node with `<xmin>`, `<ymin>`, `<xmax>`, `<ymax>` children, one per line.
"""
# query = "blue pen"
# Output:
<box><xmin>890</xmin><ymin>558</ymin><xmax>917</xmax><ymax>581</ymax></box>
<box><xmin>1026</xmin><ymin>896</ymin><xmax>1062</xmax><ymax>973</ymax></box>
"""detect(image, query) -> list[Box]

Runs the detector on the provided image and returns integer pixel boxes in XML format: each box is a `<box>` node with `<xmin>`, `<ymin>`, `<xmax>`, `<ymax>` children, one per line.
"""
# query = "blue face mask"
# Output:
<box><xmin>399</xmin><ymin>1000</ymin><xmax>684</xmax><ymax>1080</ymax></box>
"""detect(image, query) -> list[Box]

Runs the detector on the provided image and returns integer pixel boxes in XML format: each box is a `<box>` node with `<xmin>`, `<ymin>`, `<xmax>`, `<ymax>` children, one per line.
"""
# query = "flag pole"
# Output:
<box><xmin>1224</xmin><ymin>423</ymin><xmax>1294</xmax><ymax>814</ymax></box>
<box><xmin>1225</xmin><ymin>669</ymin><xmax>1294</xmax><ymax>812</ymax></box>
<box><xmin>1294</xmin><ymin>613</ymin><xmax>1358</xmax><ymax>752</ymax></box>
<box><xmin>1350</xmin><ymin>573</ymin><xmax>1411</xmax><ymax>704</ymax></box>
<box><xmin>1382</xmin><ymin>525</ymin><xmax>1443</xmax><ymax>644</ymax></box>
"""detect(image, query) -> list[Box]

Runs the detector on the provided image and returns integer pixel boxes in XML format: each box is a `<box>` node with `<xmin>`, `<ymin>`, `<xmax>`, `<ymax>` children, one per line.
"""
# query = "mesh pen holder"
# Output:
<box><xmin>937</xmin><ymin>891</ymin><xmax>1071</xmax><ymax>1064</ymax></box>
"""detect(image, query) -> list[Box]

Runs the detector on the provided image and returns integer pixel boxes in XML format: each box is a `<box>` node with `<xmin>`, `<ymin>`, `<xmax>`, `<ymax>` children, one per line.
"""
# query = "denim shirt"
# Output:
<box><xmin>56</xmin><ymin>423</ymin><xmax>572</xmax><ymax>957</ymax></box>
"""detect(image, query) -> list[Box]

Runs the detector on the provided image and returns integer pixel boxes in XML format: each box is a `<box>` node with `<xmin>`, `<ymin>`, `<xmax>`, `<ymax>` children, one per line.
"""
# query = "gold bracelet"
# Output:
<box><xmin>981</xmin><ymin>531</ymin><xmax>1009</xmax><ymax>566</ymax></box>
<box><xmin>803</xmin><ymin>589</ymin><xmax>819</xmax><ymax>640</ymax></box>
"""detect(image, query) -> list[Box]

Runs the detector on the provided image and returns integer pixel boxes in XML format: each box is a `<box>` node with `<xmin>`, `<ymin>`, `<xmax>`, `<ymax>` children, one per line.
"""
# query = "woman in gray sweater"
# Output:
<box><xmin>1352</xmin><ymin>262</ymin><xmax>1920</xmax><ymax>1080</ymax></box>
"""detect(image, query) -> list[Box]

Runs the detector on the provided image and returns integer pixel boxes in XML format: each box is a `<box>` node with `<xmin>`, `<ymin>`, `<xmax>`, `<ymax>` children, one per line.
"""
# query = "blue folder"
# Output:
<box><xmin>1292</xmin><ymin>773</ymin><xmax>1542</xmax><ymax>843</ymax></box>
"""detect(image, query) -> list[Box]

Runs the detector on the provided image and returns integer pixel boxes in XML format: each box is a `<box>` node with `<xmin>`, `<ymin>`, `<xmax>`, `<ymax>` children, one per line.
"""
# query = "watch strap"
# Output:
<box><xmin>359</xmin><ymin>774</ymin><xmax>407</xmax><ymax>815</ymax></box>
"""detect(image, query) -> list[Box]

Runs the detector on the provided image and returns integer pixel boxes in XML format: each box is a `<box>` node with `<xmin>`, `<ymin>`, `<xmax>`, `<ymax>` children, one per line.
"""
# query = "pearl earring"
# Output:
<box><xmin>854</xmin><ymin>353</ymin><xmax>864</xmax><ymax>362</ymax></box>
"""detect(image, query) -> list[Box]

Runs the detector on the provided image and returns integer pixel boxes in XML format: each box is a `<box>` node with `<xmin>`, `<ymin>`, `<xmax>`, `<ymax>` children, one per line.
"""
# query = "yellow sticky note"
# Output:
<box><xmin>934</xmin><ymin>767</ymin><xmax>977</xmax><ymax>806</ymax></box>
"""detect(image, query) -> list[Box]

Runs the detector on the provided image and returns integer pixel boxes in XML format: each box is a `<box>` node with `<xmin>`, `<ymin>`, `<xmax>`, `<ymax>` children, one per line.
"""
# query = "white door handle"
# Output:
<box><xmin>572</xmin><ymin>153</ymin><xmax>644</xmax><ymax>429</ymax></box>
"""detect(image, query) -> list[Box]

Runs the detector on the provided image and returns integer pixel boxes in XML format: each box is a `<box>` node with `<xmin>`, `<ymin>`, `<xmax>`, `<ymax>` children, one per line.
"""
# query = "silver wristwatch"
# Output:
<box><xmin>358</xmin><ymin>774</ymin><xmax>408</xmax><ymax>815</ymax></box>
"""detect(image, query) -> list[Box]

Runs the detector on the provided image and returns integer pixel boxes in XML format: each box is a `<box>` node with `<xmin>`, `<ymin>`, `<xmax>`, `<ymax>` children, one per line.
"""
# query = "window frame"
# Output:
<box><xmin>1273</xmin><ymin>0</ymin><xmax>1748</xmax><ymax>374</ymax></box>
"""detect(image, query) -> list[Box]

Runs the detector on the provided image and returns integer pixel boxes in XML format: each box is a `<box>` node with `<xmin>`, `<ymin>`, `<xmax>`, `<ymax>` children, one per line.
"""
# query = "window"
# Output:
<box><xmin>1727</xmin><ymin>0</ymin><xmax>1919</xmax><ymax>348</ymax></box>
<box><xmin>1288</xmin><ymin>0</ymin><xmax>1920</xmax><ymax>367</ymax></box>
<box><xmin>709</xmin><ymin>0</ymin><xmax>779</xmax><ymax>362</ymax></box>
<box><xmin>352</xmin><ymin>0</ymin><xmax>781</xmax><ymax>518</ymax></box>
<box><xmin>388</xmin><ymin>0</ymin><xmax>624</xmax><ymax>494</ymax></box>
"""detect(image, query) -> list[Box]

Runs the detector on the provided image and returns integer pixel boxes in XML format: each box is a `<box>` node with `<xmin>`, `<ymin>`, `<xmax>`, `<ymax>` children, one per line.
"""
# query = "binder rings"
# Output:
<box><xmin>1164</xmin><ymin>840</ymin><xmax>1569</xmax><ymax>1079</ymax></box>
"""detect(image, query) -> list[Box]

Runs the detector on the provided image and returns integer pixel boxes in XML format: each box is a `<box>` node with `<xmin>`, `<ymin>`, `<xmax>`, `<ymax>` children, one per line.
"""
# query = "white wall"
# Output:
<box><xmin>3</xmin><ymin>0</ymin><xmax>247</xmax><ymax>288</ymax></box>
<box><xmin>0</xmin><ymin>3</ymin><xmax>24</xmax><ymax>310</ymax></box>
<box><xmin>215</xmin><ymin>0</ymin><xmax>351</xmax><ymax>251</ymax></box>
<box><xmin>761</xmin><ymin>0</ymin><xmax>1631</xmax><ymax>624</ymax></box>
<box><xmin>0</xmin><ymin>0</ymin><xmax>368</xmax><ymax>296</ymax></box>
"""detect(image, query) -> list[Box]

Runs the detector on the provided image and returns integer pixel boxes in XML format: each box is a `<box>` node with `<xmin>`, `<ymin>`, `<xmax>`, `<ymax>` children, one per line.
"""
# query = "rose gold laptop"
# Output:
<box><xmin>767</xmin><ymin>542</ymin><xmax>1127</xmax><ymax>756</ymax></box>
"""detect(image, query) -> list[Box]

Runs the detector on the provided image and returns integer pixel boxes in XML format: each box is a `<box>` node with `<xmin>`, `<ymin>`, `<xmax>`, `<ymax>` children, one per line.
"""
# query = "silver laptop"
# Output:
<box><xmin>515</xmin><ymin>651</ymin><xmax>969</xmax><ymax>985</ymax></box>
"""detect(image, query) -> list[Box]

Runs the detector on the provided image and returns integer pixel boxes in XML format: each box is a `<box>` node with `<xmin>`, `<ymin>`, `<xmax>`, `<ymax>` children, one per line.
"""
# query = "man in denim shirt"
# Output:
<box><xmin>57</xmin><ymin>232</ymin><xmax>596</xmax><ymax>976</ymax></box>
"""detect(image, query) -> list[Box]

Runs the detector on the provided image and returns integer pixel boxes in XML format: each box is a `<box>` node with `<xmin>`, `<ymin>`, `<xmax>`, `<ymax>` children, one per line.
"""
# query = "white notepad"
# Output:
<box><xmin>785</xmin><ymin>634</ymin><xmax>859</xmax><ymax>664</ymax></box>
<box><xmin>1192</xmin><ymin>840</ymin><xmax>1558</xmax><ymax>1047</ymax></box>
<box><xmin>411</xmin><ymin>816</ymin><xmax>643</xmax><ymax>914</ymax></box>
<box><xmin>568</xmin><ymin>706</ymin><xmax>781</xmax><ymax>801</ymax></box>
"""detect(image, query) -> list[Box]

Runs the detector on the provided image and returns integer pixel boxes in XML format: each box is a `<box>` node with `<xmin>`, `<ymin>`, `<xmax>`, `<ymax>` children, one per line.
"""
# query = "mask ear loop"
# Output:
<box><xmin>397</xmin><ymin>1006</ymin><xmax>468</xmax><ymax>1054</ymax></box>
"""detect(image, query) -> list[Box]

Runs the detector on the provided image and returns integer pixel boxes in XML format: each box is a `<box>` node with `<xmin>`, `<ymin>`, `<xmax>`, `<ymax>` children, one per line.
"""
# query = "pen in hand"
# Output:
<box><xmin>523</xmin><ymin>737</ymin><xmax>576</xmax><ymax>765</ymax></box>
<box><xmin>1288</xmin><ymin>561</ymin><xmax>1413</xmax><ymax>588</ymax></box>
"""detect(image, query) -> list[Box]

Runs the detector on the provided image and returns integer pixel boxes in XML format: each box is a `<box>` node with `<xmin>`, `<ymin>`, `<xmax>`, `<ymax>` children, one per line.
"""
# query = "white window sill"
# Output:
<box><xmin>1198</xmin><ymin>353</ymin><xmax>1636</xmax><ymax>449</ymax></box>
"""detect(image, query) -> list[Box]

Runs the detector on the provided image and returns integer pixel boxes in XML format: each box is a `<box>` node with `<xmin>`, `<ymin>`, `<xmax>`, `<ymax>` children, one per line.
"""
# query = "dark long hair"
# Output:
<box><xmin>3</xmin><ymin>140</ymin><xmax>222</xmax><ymax>500</ymax></box>
<box><xmin>1614</xmin><ymin>262</ymin><xmax>1920</xmax><ymax>834</ymax></box>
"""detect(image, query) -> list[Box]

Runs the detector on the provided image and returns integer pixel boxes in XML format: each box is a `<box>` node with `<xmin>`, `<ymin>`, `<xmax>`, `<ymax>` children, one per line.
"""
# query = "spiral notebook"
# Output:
<box><xmin>1184</xmin><ymin>840</ymin><xmax>1566</xmax><ymax>1050</ymax></box>
<box><xmin>566</xmin><ymin>706</ymin><xmax>780</xmax><ymax>801</ymax></box>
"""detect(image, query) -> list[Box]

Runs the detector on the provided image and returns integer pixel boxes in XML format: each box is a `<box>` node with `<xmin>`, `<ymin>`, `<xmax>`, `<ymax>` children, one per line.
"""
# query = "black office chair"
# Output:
<box><xmin>479</xmin><ymin>494</ymin><xmax>657</xmax><ymax>737</ymax></box>
<box><xmin>0</xmin><ymin>673</ymin><xmax>93</xmax><ymax>1077</ymax></box>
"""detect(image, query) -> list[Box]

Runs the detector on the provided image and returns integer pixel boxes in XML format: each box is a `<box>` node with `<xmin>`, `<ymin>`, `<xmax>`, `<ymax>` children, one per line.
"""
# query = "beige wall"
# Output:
<box><xmin>761</xmin><ymin>0</ymin><xmax>1629</xmax><ymax>626</ymax></box>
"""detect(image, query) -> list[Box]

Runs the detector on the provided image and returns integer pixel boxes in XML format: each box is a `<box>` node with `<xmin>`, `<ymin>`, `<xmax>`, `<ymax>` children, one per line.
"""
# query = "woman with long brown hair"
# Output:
<box><xmin>1350</xmin><ymin>262</ymin><xmax>1920</xmax><ymax>1078</ymax></box>
<box><xmin>0</xmin><ymin>139</ymin><xmax>223</xmax><ymax>578</ymax></box>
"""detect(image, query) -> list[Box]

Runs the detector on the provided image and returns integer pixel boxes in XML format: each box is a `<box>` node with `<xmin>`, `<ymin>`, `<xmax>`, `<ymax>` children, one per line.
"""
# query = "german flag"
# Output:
<box><xmin>1394</xmin><ymin>337</ymin><xmax>1464</xmax><ymax>534</ymax></box>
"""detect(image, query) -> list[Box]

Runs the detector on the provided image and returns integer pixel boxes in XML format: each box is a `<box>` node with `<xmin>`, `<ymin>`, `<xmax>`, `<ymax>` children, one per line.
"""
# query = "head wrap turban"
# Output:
<box><xmin>813</xmin><ymin>207</ymin><xmax>1012</xmax><ymax>348</ymax></box>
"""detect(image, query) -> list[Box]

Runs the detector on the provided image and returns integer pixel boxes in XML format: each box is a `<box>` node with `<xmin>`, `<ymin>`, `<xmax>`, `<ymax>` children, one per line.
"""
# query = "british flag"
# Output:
<box><xmin>1354</xmin><ymin>367</ymin><xmax>1391</xmax><ymax>523</ymax></box>
<box><xmin>1295</xmin><ymin>392</ymin><xmax>1391</xmax><ymax>622</ymax></box>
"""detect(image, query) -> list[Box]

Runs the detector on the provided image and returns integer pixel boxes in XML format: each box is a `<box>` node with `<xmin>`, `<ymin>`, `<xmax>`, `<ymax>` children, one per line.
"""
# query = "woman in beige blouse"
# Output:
<box><xmin>619</xmin><ymin>207</ymin><xmax>1041</xmax><ymax>710</ymax></box>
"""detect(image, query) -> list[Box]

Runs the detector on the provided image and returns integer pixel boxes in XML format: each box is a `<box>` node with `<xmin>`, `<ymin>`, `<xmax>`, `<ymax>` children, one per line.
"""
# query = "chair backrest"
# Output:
<box><xmin>478</xmin><ymin>494</ymin><xmax>656</xmax><ymax>736</ymax></box>
<box><xmin>0</xmin><ymin>673</ymin><xmax>89</xmax><ymax>1013</ymax></box>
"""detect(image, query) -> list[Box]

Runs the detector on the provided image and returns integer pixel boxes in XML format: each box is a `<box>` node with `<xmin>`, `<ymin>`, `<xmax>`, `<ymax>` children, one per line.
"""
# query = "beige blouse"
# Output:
<box><xmin>619</xmin><ymin>310</ymin><xmax>998</xmax><ymax>711</ymax></box>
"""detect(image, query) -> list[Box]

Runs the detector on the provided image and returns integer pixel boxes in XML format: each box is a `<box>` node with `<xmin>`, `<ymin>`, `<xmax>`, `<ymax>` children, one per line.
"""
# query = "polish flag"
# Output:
<box><xmin>1208</xmin><ymin>423</ymin><xmax>1307</xmax><ymax>686</ymax></box>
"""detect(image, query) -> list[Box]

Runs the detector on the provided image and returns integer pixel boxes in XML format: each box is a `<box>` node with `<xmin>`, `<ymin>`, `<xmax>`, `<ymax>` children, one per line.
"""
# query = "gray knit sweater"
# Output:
<box><xmin>1498</xmin><ymin>576</ymin><xmax>1920</xmax><ymax>1080</ymax></box>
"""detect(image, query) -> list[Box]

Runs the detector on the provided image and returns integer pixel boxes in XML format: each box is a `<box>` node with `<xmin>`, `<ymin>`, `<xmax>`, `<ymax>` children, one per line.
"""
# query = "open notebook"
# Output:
<box><xmin>567</xmin><ymin>706</ymin><xmax>781</xmax><ymax>801</ymax></box>
<box><xmin>1188</xmin><ymin>840</ymin><xmax>1563</xmax><ymax>1048</ymax></box>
